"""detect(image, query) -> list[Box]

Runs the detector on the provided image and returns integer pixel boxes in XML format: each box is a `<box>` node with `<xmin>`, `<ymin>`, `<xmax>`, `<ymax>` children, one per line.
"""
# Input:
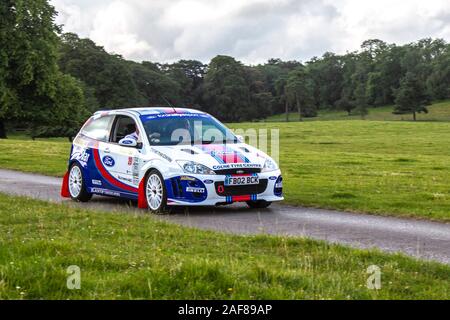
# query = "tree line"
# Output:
<box><xmin>1</xmin><ymin>0</ymin><xmax>450</xmax><ymax>139</ymax></box>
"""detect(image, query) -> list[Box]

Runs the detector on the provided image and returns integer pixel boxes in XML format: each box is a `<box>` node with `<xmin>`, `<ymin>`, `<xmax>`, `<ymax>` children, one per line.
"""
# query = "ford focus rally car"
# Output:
<box><xmin>61</xmin><ymin>107</ymin><xmax>283</xmax><ymax>213</ymax></box>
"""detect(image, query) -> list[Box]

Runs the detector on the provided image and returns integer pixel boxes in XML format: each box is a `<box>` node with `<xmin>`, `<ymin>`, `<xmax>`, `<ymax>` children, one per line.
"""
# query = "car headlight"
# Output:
<box><xmin>262</xmin><ymin>158</ymin><xmax>278</xmax><ymax>172</ymax></box>
<box><xmin>176</xmin><ymin>161</ymin><xmax>216</xmax><ymax>175</ymax></box>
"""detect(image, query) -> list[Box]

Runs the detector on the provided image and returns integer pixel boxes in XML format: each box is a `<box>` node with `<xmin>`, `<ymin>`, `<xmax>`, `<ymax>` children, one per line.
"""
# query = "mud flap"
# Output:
<box><xmin>61</xmin><ymin>171</ymin><xmax>70</xmax><ymax>198</ymax></box>
<box><xmin>138</xmin><ymin>178</ymin><xmax>148</xmax><ymax>209</ymax></box>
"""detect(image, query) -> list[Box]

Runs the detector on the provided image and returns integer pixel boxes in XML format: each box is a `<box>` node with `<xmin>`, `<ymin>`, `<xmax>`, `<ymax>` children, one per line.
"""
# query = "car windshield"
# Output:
<box><xmin>140</xmin><ymin>113</ymin><xmax>238</xmax><ymax>146</ymax></box>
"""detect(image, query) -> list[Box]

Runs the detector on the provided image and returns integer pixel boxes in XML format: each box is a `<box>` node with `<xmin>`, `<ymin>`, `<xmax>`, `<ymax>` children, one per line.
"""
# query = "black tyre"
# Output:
<box><xmin>145</xmin><ymin>170</ymin><xmax>170</xmax><ymax>214</ymax></box>
<box><xmin>246</xmin><ymin>200</ymin><xmax>272</xmax><ymax>209</ymax></box>
<box><xmin>68</xmin><ymin>163</ymin><xmax>92</xmax><ymax>202</ymax></box>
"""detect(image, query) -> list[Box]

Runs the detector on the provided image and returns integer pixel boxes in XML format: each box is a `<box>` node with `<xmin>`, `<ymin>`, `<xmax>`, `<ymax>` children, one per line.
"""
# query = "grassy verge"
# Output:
<box><xmin>231</xmin><ymin>120</ymin><xmax>450</xmax><ymax>221</ymax></box>
<box><xmin>236</xmin><ymin>120</ymin><xmax>450</xmax><ymax>221</ymax></box>
<box><xmin>0</xmin><ymin>136</ymin><xmax>70</xmax><ymax>176</ymax></box>
<box><xmin>0</xmin><ymin>194</ymin><xmax>448</xmax><ymax>299</ymax></box>
<box><xmin>266</xmin><ymin>100</ymin><xmax>450</xmax><ymax>122</ymax></box>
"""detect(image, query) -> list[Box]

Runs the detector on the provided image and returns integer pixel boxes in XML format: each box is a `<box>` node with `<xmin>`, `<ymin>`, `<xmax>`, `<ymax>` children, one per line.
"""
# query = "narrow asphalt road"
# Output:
<box><xmin>0</xmin><ymin>168</ymin><xmax>449</xmax><ymax>264</ymax></box>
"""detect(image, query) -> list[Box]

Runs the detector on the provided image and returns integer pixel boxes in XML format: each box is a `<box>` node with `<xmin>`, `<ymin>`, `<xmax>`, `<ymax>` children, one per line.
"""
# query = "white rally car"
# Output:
<box><xmin>61</xmin><ymin>107</ymin><xmax>283</xmax><ymax>213</ymax></box>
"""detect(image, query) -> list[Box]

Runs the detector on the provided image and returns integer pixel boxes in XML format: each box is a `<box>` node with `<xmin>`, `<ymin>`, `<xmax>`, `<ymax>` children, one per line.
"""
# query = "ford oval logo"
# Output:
<box><xmin>102</xmin><ymin>156</ymin><xmax>115</xmax><ymax>167</ymax></box>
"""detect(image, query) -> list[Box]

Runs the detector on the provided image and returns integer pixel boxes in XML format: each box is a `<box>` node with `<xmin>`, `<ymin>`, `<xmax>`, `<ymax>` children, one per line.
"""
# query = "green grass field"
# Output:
<box><xmin>234</xmin><ymin>120</ymin><xmax>450</xmax><ymax>221</ymax></box>
<box><xmin>0</xmin><ymin>194</ymin><xmax>448</xmax><ymax>299</ymax></box>
<box><xmin>1</xmin><ymin>115</ymin><xmax>450</xmax><ymax>221</ymax></box>
<box><xmin>0</xmin><ymin>136</ymin><xmax>69</xmax><ymax>176</ymax></box>
<box><xmin>266</xmin><ymin>100</ymin><xmax>450</xmax><ymax>122</ymax></box>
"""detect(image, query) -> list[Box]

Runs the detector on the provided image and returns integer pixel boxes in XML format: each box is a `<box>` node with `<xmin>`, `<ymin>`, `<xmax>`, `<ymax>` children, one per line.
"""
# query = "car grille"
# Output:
<box><xmin>215</xmin><ymin>179</ymin><xmax>268</xmax><ymax>196</ymax></box>
<box><xmin>214</xmin><ymin>168</ymin><xmax>261</xmax><ymax>175</ymax></box>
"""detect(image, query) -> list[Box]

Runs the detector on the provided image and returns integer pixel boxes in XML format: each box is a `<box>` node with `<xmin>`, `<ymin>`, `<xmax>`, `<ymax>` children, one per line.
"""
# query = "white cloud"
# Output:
<box><xmin>330</xmin><ymin>0</ymin><xmax>450</xmax><ymax>51</ymax></box>
<box><xmin>52</xmin><ymin>0</ymin><xmax>92</xmax><ymax>36</ymax></box>
<box><xmin>51</xmin><ymin>0</ymin><xmax>450</xmax><ymax>64</ymax></box>
<box><xmin>89</xmin><ymin>1</ymin><xmax>153</xmax><ymax>59</ymax></box>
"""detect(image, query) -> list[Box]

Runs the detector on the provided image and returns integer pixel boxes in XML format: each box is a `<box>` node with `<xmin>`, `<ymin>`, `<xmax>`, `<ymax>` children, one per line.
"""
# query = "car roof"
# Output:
<box><xmin>94</xmin><ymin>107</ymin><xmax>207</xmax><ymax>117</ymax></box>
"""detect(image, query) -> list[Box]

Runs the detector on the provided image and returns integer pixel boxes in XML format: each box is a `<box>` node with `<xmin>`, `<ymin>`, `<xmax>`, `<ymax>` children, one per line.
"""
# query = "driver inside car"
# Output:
<box><xmin>119</xmin><ymin>123</ymin><xmax>139</xmax><ymax>145</ymax></box>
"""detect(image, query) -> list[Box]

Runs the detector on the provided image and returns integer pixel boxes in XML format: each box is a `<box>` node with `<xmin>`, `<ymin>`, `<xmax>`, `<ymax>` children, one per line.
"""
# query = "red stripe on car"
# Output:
<box><xmin>93</xmin><ymin>149</ymin><xmax>138</xmax><ymax>193</ymax></box>
<box><xmin>232</xmin><ymin>195</ymin><xmax>251</xmax><ymax>202</ymax></box>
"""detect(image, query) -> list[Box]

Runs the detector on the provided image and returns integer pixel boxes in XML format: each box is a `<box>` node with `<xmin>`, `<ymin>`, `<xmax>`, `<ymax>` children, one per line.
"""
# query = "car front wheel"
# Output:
<box><xmin>145</xmin><ymin>170</ymin><xmax>169</xmax><ymax>214</ymax></box>
<box><xmin>68</xmin><ymin>163</ymin><xmax>92</xmax><ymax>202</ymax></box>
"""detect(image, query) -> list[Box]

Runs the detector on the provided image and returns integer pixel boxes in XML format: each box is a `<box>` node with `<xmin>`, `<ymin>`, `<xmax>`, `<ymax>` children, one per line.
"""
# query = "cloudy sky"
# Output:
<box><xmin>51</xmin><ymin>0</ymin><xmax>450</xmax><ymax>64</ymax></box>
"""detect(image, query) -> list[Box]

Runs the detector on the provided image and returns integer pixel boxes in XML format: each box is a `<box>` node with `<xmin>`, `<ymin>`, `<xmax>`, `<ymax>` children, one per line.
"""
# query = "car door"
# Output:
<box><xmin>105</xmin><ymin>115</ymin><xmax>142</xmax><ymax>192</ymax></box>
<box><xmin>77</xmin><ymin>114</ymin><xmax>116</xmax><ymax>193</ymax></box>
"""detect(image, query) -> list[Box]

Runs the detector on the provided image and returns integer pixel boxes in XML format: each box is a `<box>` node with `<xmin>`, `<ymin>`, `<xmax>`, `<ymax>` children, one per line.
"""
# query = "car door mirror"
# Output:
<box><xmin>119</xmin><ymin>138</ymin><xmax>138</xmax><ymax>148</ymax></box>
<box><xmin>236</xmin><ymin>135</ymin><xmax>244</xmax><ymax>143</ymax></box>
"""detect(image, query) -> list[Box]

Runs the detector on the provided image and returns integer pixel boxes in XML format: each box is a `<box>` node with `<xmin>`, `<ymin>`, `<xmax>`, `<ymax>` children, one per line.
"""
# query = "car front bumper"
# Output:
<box><xmin>164</xmin><ymin>170</ymin><xmax>284</xmax><ymax>206</ymax></box>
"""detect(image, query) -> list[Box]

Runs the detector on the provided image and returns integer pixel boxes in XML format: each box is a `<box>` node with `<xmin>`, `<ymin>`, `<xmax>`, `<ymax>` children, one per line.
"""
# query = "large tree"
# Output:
<box><xmin>30</xmin><ymin>73</ymin><xmax>89</xmax><ymax>139</ymax></box>
<box><xmin>244</xmin><ymin>66</ymin><xmax>273</xmax><ymax>120</ymax></box>
<box><xmin>285</xmin><ymin>68</ymin><xmax>316</xmax><ymax>120</ymax></box>
<box><xmin>345</xmin><ymin>52</ymin><xmax>372</xmax><ymax>118</ymax></box>
<box><xmin>161</xmin><ymin>60</ymin><xmax>206</xmax><ymax>106</ymax></box>
<box><xmin>202</xmin><ymin>55</ymin><xmax>252</xmax><ymax>122</ymax></box>
<box><xmin>426</xmin><ymin>44</ymin><xmax>450</xmax><ymax>100</ymax></box>
<box><xmin>366</xmin><ymin>45</ymin><xmax>405</xmax><ymax>106</ymax></box>
<box><xmin>307</xmin><ymin>52</ymin><xmax>344</xmax><ymax>109</ymax></box>
<box><xmin>128</xmin><ymin>61</ymin><xmax>182</xmax><ymax>106</ymax></box>
<box><xmin>274</xmin><ymin>76</ymin><xmax>289</xmax><ymax>121</ymax></box>
<box><xmin>394</xmin><ymin>72</ymin><xmax>430</xmax><ymax>121</ymax></box>
<box><xmin>0</xmin><ymin>0</ymin><xmax>87</xmax><ymax>138</ymax></box>
<box><xmin>59</xmin><ymin>33</ymin><xmax>145</xmax><ymax>109</ymax></box>
<box><xmin>255</xmin><ymin>59</ymin><xmax>298</xmax><ymax>116</ymax></box>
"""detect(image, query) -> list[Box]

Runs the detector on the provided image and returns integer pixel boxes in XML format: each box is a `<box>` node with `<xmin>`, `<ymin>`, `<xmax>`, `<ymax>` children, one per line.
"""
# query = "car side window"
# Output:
<box><xmin>81</xmin><ymin>115</ymin><xmax>114</xmax><ymax>142</ymax></box>
<box><xmin>111</xmin><ymin>115</ymin><xmax>138</xmax><ymax>143</ymax></box>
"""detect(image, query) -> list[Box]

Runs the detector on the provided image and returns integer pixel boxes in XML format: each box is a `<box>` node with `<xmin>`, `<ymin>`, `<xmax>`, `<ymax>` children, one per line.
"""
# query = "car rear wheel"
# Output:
<box><xmin>246</xmin><ymin>200</ymin><xmax>272</xmax><ymax>209</ymax></box>
<box><xmin>145</xmin><ymin>170</ymin><xmax>170</xmax><ymax>214</ymax></box>
<box><xmin>68</xmin><ymin>163</ymin><xmax>92</xmax><ymax>202</ymax></box>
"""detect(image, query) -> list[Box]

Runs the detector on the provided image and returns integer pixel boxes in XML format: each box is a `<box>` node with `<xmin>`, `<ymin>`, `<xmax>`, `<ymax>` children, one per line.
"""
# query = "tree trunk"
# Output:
<box><xmin>413</xmin><ymin>112</ymin><xmax>416</xmax><ymax>121</ymax></box>
<box><xmin>285</xmin><ymin>99</ymin><xmax>289</xmax><ymax>122</ymax></box>
<box><xmin>0</xmin><ymin>120</ymin><xmax>7</xmax><ymax>139</ymax></box>
<box><xmin>296</xmin><ymin>94</ymin><xmax>302</xmax><ymax>121</ymax></box>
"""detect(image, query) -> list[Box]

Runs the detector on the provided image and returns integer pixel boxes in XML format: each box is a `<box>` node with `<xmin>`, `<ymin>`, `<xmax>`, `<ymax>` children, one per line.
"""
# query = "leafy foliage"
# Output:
<box><xmin>286</xmin><ymin>67</ymin><xmax>316</xmax><ymax>119</ymax></box>
<box><xmin>202</xmin><ymin>55</ymin><xmax>270</xmax><ymax>122</ymax></box>
<box><xmin>394</xmin><ymin>72</ymin><xmax>431</xmax><ymax>120</ymax></box>
<box><xmin>0</xmin><ymin>1</ymin><xmax>88</xmax><ymax>139</ymax></box>
<box><xmin>59</xmin><ymin>33</ymin><xmax>146</xmax><ymax>109</ymax></box>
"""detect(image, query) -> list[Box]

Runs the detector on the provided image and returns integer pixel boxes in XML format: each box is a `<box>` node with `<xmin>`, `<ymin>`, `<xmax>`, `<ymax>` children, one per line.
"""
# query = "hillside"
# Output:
<box><xmin>265</xmin><ymin>100</ymin><xmax>450</xmax><ymax>122</ymax></box>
